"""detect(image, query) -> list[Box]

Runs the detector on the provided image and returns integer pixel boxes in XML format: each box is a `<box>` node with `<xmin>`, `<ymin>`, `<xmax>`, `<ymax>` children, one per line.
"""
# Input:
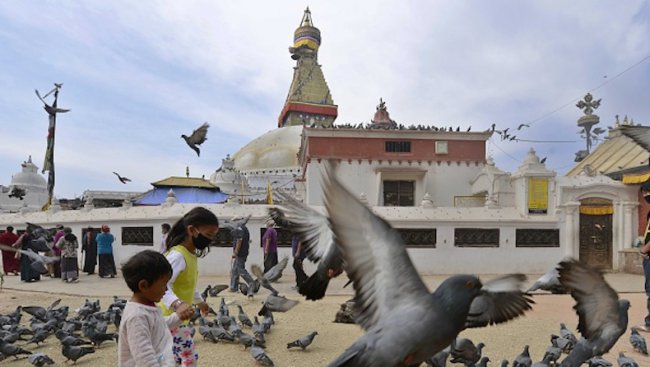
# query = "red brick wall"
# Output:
<box><xmin>306</xmin><ymin>136</ymin><xmax>486</xmax><ymax>162</ymax></box>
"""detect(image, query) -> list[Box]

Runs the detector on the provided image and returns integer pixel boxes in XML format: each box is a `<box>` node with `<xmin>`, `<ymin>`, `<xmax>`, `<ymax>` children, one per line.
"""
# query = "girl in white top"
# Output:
<box><xmin>118</xmin><ymin>250</ymin><xmax>193</xmax><ymax>367</ymax></box>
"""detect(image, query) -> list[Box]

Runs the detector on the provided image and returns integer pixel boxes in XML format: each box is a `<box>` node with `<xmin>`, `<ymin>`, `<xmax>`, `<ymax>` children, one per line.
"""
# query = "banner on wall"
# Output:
<box><xmin>528</xmin><ymin>177</ymin><xmax>548</xmax><ymax>214</ymax></box>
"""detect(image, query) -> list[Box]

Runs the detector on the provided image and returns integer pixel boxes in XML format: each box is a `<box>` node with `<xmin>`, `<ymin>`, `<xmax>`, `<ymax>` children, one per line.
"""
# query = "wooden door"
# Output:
<box><xmin>578</xmin><ymin>213</ymin><xmax>613</xmax><ymax>270</ymax></box>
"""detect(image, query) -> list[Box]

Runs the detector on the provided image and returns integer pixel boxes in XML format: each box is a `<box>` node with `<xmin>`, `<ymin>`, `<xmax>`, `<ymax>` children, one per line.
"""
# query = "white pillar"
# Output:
<box><xmin>563</xmin><ymin>202</ymin><xmax>580</xmax><ymax>258</ymax></box>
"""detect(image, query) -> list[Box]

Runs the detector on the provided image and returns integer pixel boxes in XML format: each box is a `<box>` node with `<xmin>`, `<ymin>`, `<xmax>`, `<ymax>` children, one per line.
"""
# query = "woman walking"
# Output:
<box><xmin>16</xmin><ymin>228</ymin><xmax>40</xmax><ymax>282</ymax></box>
<box><xmin>160</xmin><ymin>207</ymin><xmax>218</xmax><ymax>367</ymax></box>
<box><xmin>96</xmin><ymin>225</ymin><xmax>117</xmax><ymax>278</ymax></box>
<box><xmin>56</xmin><ymin>227</ymin><xmax>79</xmax><ymax>283</ymax></box>
<box><xmin>81</xmin><ymin>227</ymin><xmax>97</xmax><ymax>275</ymax></box>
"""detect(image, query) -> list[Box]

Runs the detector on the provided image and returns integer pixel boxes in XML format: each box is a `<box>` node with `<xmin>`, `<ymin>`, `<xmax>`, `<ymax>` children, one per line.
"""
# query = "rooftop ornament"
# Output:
<box><xmin>575</xmin><ymin>93</ymin><xmax>606</xmax><ymax>161</ymax></box>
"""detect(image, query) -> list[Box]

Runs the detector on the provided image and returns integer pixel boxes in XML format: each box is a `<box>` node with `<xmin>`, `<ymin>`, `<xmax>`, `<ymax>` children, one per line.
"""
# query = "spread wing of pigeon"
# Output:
<box><xmin>182</xmin><ymin>122</ymin><xmax>209</xmax><ymax>157</ymax></box>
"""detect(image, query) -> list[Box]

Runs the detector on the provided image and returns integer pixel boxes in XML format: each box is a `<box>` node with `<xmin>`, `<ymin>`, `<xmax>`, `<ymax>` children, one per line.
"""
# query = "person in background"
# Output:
<box><xmin>160</xmin><ymin>207</ymin><xmax>218</xmax><ymax>367</ymax></box>
<box><xmin>0</xmin><ymin>226</ymin><xmax>20</xmax><ymax>275</ymax></box>
<box><xmin>159</xmin><ymin>223</ymin><xmax>171</xmax><ymax>253</ymax></box>
<box><xmin>49</xmin><ymin>224</ymin><xmax>64</xmax><ymax>278</ymax></box>
<box><xmin>229</xmin><ymin>216</ymin><xmax>254</xmax><ymax>292</ymax></box>
<box><xmin>262</xmin><ymin>220</ymin><xmax>278</xmax><ymax>274</ymax></box>
<box><xmin>291</xmin><ymin>233</ymin><xmax>307</xmax><ymax>289</ymax></box>
<box><xmin>97</xmin><ymin>225</ymin><xmax>117</xmax><ymax>278</ymax></box>
<box><xmin>82</xmin><ymin>226</ymin><xmax>97</xmax><ymax>275</ymax></box>
<box><xmin>56</xmin><ymin>227</ymin><xmax>79</xmax><ymax>283</ymax></box>
<box><xmin>118</xmin><ymin>250</ymin><xmax>193</xmax><ymax>367</ymax></box>
<box><xmin>15</xmin><ymin>227</ymin><xmax>40</xmax><ymax>282</ymax></box>
<box><xmin>638</xmin><ymin>181</ymin><xmax>650</xmax><ymax>332</ymax></box>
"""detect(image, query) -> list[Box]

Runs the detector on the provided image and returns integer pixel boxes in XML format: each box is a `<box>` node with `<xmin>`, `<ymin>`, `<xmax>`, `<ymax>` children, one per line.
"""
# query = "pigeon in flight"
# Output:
<box><xmin>182</xmin><ymin>122</ymin><xmax>209</xmax><ymax>156</ymax></box>
<box><xmin>263</xmin><ymin>257</ymin><xmax>288</xmax><ymax>283</ymax></box>
<box><xmin>0</xmin><ymin>244</ymin><xmax>59</xmax><ymax>274</ymax></box>
<box><xmin>251</xmin><ymin>264</ymin><xmax>280</xmax><ymax>296</ymax></box>
<box><xmin>557</xmin><ymin>259</ymin><xmax>629</xmax><ymax>367</ymax></box>
<box><xmin>268</xmin><ymin>192</ymin><xmax>344</xmax><ymax>300</ymax></box>
<box><xmin>112</xmin><ymin>172</ymin><xmax>131</xmax><ymax>184</ymax></box>
<box><xmin>527</xmin><ymin>264</ymin><xmax>569</xmax><ymax>294</ymax></box>
<box><xmin>287</xmin><ymin>331</ymin><xmax>318</xmax><ymax>350</ymax></box>
<box><xmin>323</xmin><ymin>166</ymin><xmax>533</xmax><ymax>367</ymax></box>
<box><xmin>8</xmin><ymin>187</ymin><xmax>27</xmax><ymax>200</ymax></box>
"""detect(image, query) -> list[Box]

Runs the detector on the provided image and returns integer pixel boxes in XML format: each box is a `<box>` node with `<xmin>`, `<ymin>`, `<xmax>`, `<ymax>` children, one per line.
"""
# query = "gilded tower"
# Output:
<box><xmin>278</xmin><ymin>8</ymin><xmax>338</xmax><ymax>128</ymax></box>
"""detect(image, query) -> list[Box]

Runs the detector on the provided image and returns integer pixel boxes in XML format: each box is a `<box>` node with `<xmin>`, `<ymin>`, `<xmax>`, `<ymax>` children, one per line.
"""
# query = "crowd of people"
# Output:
<box><xmin>0</xmin><ymin>207</ymin><xmax>312</xmax><ymax>366</ymax></box>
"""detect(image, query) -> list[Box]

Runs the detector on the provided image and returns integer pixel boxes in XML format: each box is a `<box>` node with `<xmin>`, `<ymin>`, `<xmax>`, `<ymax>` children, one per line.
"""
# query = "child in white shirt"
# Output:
<box><xmin>118</xmin><ymin>250</ymin><xmax>193</xmax><ymax>367</ymax></box>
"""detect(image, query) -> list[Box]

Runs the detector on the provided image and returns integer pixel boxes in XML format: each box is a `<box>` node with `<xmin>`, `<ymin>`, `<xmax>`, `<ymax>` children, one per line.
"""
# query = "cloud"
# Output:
<box><xmin>0</xmin><ymin>0</ymin><xmax>649</xmax><ymax>197</ymax></box>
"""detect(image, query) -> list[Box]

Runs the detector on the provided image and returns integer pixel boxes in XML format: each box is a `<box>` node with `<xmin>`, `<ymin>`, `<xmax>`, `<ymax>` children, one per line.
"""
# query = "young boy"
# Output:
<box><xmin>118</xmin><ymin>250</ymin><xmax>194</xmax><ymax>367</ymax></box>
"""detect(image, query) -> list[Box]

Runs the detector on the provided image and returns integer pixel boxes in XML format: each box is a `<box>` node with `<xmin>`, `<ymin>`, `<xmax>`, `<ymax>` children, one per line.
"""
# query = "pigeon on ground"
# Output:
<box><xmin>62</xmin><ymin>344</ymin><xmax>95</xmax><ymax>363</ymax></box>
<box><xmin>323</xmin><ymin>166</ymin><xmax>533</xmax><ymax>367</ymax></box>
<box><xmin>268</xmin><ymin>193</ymin><xmax>344</xmax><ymax>301</ymax></box>
<box><xmin>263</xmin><ymin>256</ymin><xmax>289</xmax><ymax>283</ymax></box>
<box><xmin>630</xmin><ymin>327</ymin><xmax>648</xmax><ymax>355</ymax></box>
<box><xmin>560</xmin><ymin>323</ymin><xmax>578</xmax><ymax>345</ymax></box>
<box><xmin>476</xmin><ymin>357</ymin><xmax>491</xmax><ymax>367</ymax></box>
<box><xmin>0</xmin><ymin>339</ymin><xmax>32</xmax><ymax>359</ymax></box>
<box><xmin>251</xmin><ymin>265</ymin><xmax>280</xmax><ymax>296</ymax></box>
<box><xmin>513</xmin><ymin>345</ymin><xmax>532</xmax><ymax>367</ymax></box>
<box><xmin>527</xmin><ymin>264</ymin><xmax>569</xmax><ymax>294</ymax></box>
<box><xmin>287</xmin><ymin>331</ymin><xmax>318</xmax><ymax>350</ymax></box>
<box><xmin>112</xmin><ymin>172</ymin><xmax>131</xmax><ymax>184</ymax></box>
<box><xmin>557</xmin><ymin>259</ymin><xmax>630</xmax><ymax>367</ymax></box>
<box><xmin>27</xmin><ymin>353</ymin><xmax>55</xmax><ymax>366</ymax></box>
<box><xmin>26</xmin><ymin>329</ymin><xmax>50</xmax><ymax>345</ymax></box>
<box><xmin>258</xmin><ymin>294</ymin><xmax>299</xmax><ymax>315</ymax></box>
<box><xmin>181</xmin><ymin>122</ymin><xmax>209</xmax><ymax>156</ymax></box>
<box><xmin>616</xmin><ymin>352</ymin><xmax>639</xmax><ymax>367</ymax></box>
<box><xmin>551</xmin><ymin>334</ymin><xmax>575</xmax><ymax>353</ymax></box>
<box><xmin>542</xmin><ymin>345</ymin><xmax>562</xmax><ymax>365</ymax></box>
<box><xmin>587</xmin><ymin>356</ymin><xmax>612</xmax><ymax>367</ymax></box>
<box><xmin>250</xmin><ymin>343</ymin><xmax>274</xmax><ymax>366</ymax></box>
<box><xmin>424</xmin><ymin>349</ymin><xmax>450</xmax><ymax>367</ymax></box>
<box><xmin>202</xmin><ymin>284</ymin><xmax>229</xmax><ymax>299</ymax></box>
<box><xmin>450</xmin><ymin>338</ymin><xmax>485</xmax><ymax>365</ymax></box>
<box><xmin>237</xmin><ymin>305</ymin><xmax>253</xmax><ymax>327</ymax></box>
<box><xmin>532</xmin><ymin>353</ymin><xmax>554</xmax><ymax>367</ymax></box>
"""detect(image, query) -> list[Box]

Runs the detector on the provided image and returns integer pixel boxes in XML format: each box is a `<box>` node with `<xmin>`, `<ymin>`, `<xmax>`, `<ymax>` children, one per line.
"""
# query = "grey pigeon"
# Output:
<box><xmin>112</xmin><ymin>172</ymin><xmax>131</xmax><ymax>184</ymax></box>
<box><xmin>629</xmin><ymin>327</ymin><xmax>648</xmax><ymax>355</ymax></box>
<box><xmin>527</xmin><ymin>265</ymin><xmax>569</xmax><ymax>294</ymax></box>
<box><xmin>0</xmin><ymin>245</ymin><xmax>59</xmax><ymax>274</ymax></box>
<box><xmin>264</xmin><ymin>256</ymin><xmax>289</xmax><ymax>282</ymax></box>
<box><xmin>450</xmin><ymin>338</ymin><xmax>484</xmax><ymax>365</ymax></box>
<box><xmin>532</xmin><ymin>353</ymin><xmax>554</xmax><ymax>367</ymax></box>
<box><xmin>26</xmin><ymin>329</ymin><xmax>50</xmax><ymax>345</ymax></box>
<box><xmin>558</xmin><ymin>259</ymin><xmax>630</xmax><ymax>367</ymax></box>
<box><xmin>542</xmin><ymin>345</ymin><xmax>561</xmax><ymax>365</ymax></box>
<box><xmin>237</xmin><ymin>305</ymin><xmax>253</xmax><ymax>327</ymax></box>
<box><xmin>239</xmin><ymin>332</ymin><xmax>264</xmax><ymax>349</ymax></box>
<box><xmin>424</xmin><ymin>349</ymin><xmax>449</xmax><ymax>367</ymax></box>
<box><xmin>181</xmin><ymin>122</ymin><xmax>209</xmax><ymax>156</ymax></box>
<box><xmin>269</xmin><ymin>192</ymin><xmax>344</xmax><ymax>300</ymax></box>
<box><xmin>551</xmin><ymin>334</ymin><xmax>575</xmax><ymax>353</ymax></box>
<box><xmin>221</xmin><ymin>214</ymin><xmax>252</xmax><ymax>231</ymax></box>
<box><xmin>588</xmin><ymin>356</ymin><xmax>612</xmax><ymax>367</ymax></box>
<box><xmin>501</xmin><ymin>361</ymin><xmax>509</xmax><ymax>367</ymax></box>
<box><xmin>323</xmin><ymin>167</ymin><xmax>533</xmax><ymax>367</ymax></box>
<box><xmin>258</xmin><ymin>294</ymin><xmax>299</xmax><ymax>315</ymax></box>
<box><xmin>62</xmin><ymin>344</ymin><xmax>95</xmax><ymax>363</ymax></box>
<box><xmin>616</xmin><ymin>352</ymin><xmax>639</xmax><ymax>367</ymax></box>
<box><xmin>560</xmin><ymin>323</ymin><xmax>578</xmax><ymax>344</ymax></box>
<box><xmin>0</xmin><ymin>339</ymin><xmax>32</xmax><ymax>359</ymax></box>
<box><xmin>476</xmin><ymin>357</ymin><xmax>491</xmax><ymax>367</ymax></box>
<box><xmin>251</xmin><ymin>264</ymin><xmax>280</xmax><ymax>295</ymax></box>
<box><xmin>251</xmin><ymin>343</ymin><xmax>274</xmax><ymax>366</ymax></box>
<box><xmin>287</xmin><ymin>331</ymin><xmax>318</xmax><ymax>350</ymax></box>
<box><xmin>513</xmin><ymin>345</ymin><xmax>532</xmax><ymax>367</ymax></box>
<box><xmin>28</xmin><ymin>352</ymin><xmax>54</xmax><ymax>366</ymax></box>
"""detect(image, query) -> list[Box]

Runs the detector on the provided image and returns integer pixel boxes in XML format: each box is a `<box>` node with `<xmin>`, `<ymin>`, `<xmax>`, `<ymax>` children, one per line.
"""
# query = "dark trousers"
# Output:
<box><xmin>643</xmin><ymin>259</ymin><xmax>650</xmax><ymax>326</ymax></box>
<box><xmin>264</xmin><ymin>252</ymin><xmax>278</xmax><ymax>274</ymax></box>
<box><xmin>293</xmin><ymin>258</ymin><xmax>308</xmax><ymax>287</ymax></box>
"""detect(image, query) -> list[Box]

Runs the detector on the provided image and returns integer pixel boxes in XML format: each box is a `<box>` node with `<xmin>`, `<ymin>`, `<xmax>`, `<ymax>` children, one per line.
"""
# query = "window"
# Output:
<box><xmin>385</xmin><ymin>141</ymin><xmax>411</xmax><ymax>153</ymax></box>
<box><xmin>121</xmin><ymin>227</ymin><xmax>154</xmax><ymax>246</ymax></box>
<box><xmin>396</xmin><ymin>228</ymin><xmax>437</xmax><ymax>248</ymax></box>
<box><xmin>383</xmin><ymin>180</ymin><xmax>414</xmax><ymax>206</ymax></box>
<box><xmin>454</xmin><ymin>228</ymin><xmax>499</xmax><ymax>247</ymax></box>
<box><xmin>435</xmin><ymin>141</ymin><xmax>448</xmax><ymax>154</ymax></box>
<box><xmin>516</xmin><ymin>229</ymin><xmax>560</xmax><ymax>248</ymax></box>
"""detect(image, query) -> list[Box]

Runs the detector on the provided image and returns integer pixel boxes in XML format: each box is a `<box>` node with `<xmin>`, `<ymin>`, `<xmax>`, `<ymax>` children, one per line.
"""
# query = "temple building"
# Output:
<box><xmin>0</xmin><ymin>8</ymin><xmax>645</xmax><ymax>276</ymax></box>
<box><xmin>0</xmin><ymin>156</ymin><xmax>49</xmax><ymax>213</ymax></box>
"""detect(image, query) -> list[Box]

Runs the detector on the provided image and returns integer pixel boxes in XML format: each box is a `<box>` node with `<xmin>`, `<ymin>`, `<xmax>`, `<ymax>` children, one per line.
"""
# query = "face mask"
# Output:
<box><xmin>193</xmin><ymin>232</ymin><xmax>212</xmax><ymax>250</ymax></box>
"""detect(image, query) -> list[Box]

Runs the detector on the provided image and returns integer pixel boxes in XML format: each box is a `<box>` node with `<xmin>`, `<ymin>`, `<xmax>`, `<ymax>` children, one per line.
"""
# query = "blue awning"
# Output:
<box><xmin>135</xmin><ymin>187</ymin><xmax>228</xmax><ymax>205</ymax></box>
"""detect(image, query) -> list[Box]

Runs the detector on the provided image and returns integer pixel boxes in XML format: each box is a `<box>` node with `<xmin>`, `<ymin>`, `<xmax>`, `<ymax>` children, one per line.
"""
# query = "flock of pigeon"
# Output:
<box><xmin>1</xmin><ymin>163</ymin><xmax>648</xmax><ymax>366</ymax></box>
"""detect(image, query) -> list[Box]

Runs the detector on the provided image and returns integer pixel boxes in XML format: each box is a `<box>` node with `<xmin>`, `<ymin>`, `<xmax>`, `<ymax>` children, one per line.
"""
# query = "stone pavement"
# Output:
<box><xmin>1</xmin><ymin>270</ymin><xmax>644</xmax><ymax>298</ymax></box>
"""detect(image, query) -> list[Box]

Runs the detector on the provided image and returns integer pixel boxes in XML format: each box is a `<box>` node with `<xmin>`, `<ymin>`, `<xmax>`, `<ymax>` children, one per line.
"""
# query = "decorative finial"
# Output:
<box><xmin>576</xmin><ymin>93</ymin><xmax>601</xmax><ymax>116</ymax></box>
<box><xmin>615</xmin><ymin>114</ymin><xmax>620</xmax><ymax>127</ymax></box>
<box><xmin>186</xmin><ymin>166</ymin><xmax>190</xmax><ymax>178</ymax></box>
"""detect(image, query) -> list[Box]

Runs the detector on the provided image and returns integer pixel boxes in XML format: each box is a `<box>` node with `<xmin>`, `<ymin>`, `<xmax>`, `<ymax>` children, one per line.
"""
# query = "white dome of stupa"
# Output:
<box><xmin>10</xmin><ymin>156</ymin><xmax>47</xmax><ymax>191</ymax></box>
<box><xmin>232</xmin><ymin>126</ymin><xmax>303</xmax><ymax>173</ymax></box>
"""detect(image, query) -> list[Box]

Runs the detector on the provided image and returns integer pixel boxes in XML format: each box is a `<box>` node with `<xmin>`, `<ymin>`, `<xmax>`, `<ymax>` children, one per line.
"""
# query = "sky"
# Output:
<box><xmin>1</xmin><ymin>1</ymin><xmax>649</xmax><ymax>198</ymax></box>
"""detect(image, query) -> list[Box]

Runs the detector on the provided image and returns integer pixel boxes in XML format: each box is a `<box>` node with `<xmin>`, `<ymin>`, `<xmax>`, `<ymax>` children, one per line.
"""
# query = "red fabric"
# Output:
<box><xmin>0</xmin><ymin>231</ymin><xmax>20</xmax><ymax>273</ymax></box>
